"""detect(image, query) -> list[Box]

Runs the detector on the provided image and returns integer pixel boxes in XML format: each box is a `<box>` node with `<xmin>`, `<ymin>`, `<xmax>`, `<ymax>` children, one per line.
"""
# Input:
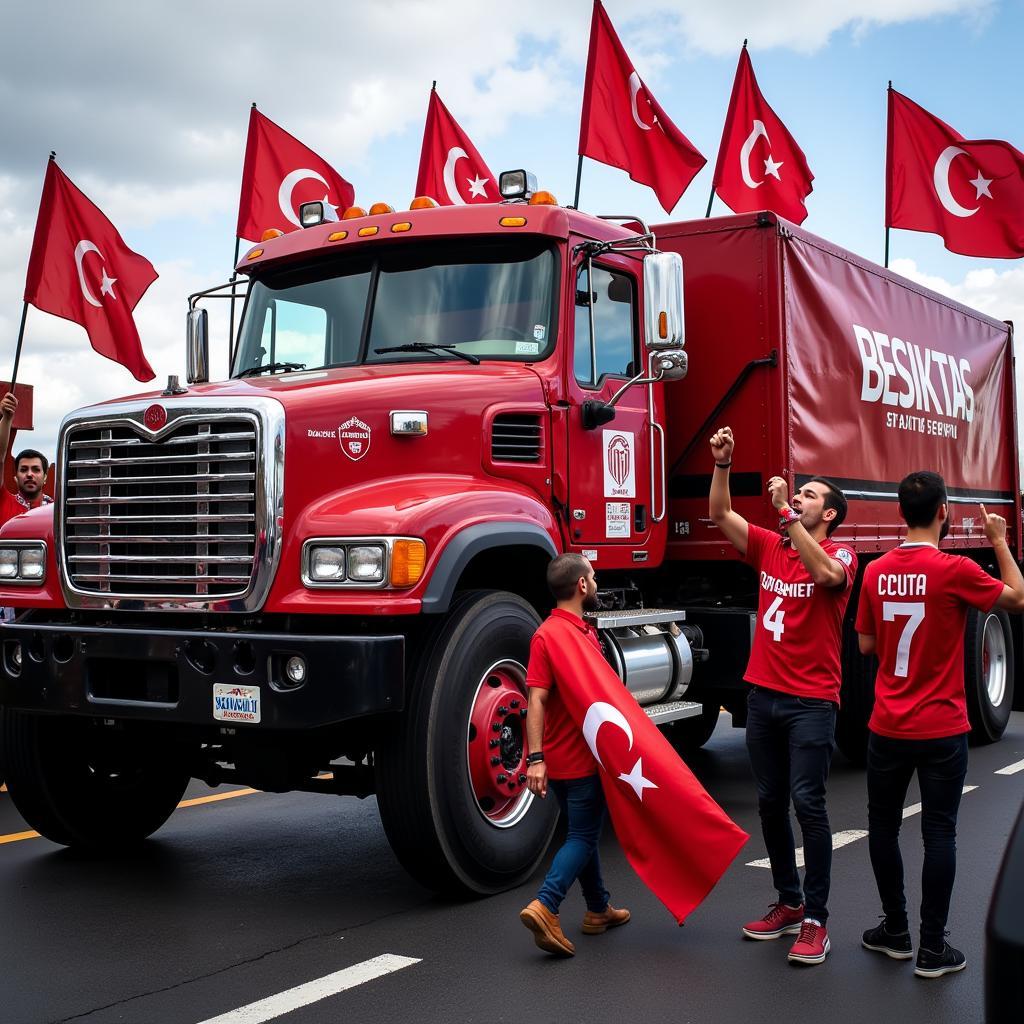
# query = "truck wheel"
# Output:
<box><xmin>1</xmin><ymin>710</ymin><xmax>189</xmax><ymax>849</ymax></box>
<box><xmin>836</xmin><ymin>614</ymin><xmax>876</xmax><ymax>766</ymax></box>
<box><xmin>663</xmin><ymin>704</ymin><xmax>720</xmax><ymax>756</ymax></box>
<box><xmin>376</xmin><ymin>590</ymin><xmax>559</xmax><ymax>896</ymax></box>
<box><xmin>965</xmin><ymin>608</ymin><xmax>1014</xmax><ymax>745</ymax></box>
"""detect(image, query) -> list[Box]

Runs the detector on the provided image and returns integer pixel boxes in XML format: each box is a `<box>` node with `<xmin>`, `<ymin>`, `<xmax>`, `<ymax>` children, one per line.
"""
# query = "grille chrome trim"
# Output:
<box><xmin>56</xmin><ymin>398</ymin><xmax>284</xmax><ymax>611</ymax></box>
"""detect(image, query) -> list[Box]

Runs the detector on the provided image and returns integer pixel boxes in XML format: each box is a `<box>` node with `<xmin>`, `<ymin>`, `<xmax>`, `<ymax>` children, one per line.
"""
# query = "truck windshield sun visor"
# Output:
<box><xmin>232</xmin><ymin>238</ymin><xmax>559</xmax><ymax>377</ymax></box>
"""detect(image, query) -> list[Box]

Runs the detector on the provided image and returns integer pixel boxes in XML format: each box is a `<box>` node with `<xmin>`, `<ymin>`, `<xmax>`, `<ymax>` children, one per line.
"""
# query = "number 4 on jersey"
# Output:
<box><xmin>763</xmin><ymin>596</ymin><xmax>785</xmax><ymax>642</ymax></box>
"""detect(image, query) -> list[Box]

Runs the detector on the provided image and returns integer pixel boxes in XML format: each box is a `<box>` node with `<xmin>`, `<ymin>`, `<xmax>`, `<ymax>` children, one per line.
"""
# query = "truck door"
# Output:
<box><xmin>565</xmin><ymin>254</ymin><xmax>653</xmax><ymax>548</ymax></box>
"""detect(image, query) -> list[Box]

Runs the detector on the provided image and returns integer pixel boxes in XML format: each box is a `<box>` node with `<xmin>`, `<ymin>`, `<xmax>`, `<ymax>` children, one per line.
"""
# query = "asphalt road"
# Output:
<box><xmin>3</xmin><ymin>713</ymin><xmax>1023</xmax><ymax>1024</ymax></box>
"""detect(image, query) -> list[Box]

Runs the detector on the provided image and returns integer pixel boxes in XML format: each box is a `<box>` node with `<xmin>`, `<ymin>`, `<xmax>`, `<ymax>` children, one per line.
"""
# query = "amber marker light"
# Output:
<box><xmin>410</xmin><ymin>196</ymin><xmax>438</xmax><ymax>210</ymax></box>
<box><xmin>369</xmin><ymin>202</ymin><xmax>395</xmax><ymax>215</ymax></box>
<box><xmin>246</xmin><ymin>248</ymin><xmax>264</xmax><ymax>260</ymax></box>
<box><xmin>528</xmin><ymin>190</ymin><xmax>558</xmax><ymax>206</ymax></box>
<box><xmin>659</xmin><ymin>311</ymin><xmax>668</xmax><ymax>339</ymax></box>
<box><xmin>499</xmin><ymin>216</ymin><xmax>527</xmax><ymax>227</ymax></box>
<box><xmin>328</xmin><ymin>230</ymin><xmax>348</xmax><ymax>241</ymax></box>
<box><xmin>260</xmin><ymin>228</ymin><xmax>284</xmax><ymax>241</ymax></box>
<box><xmin>342</xmin><ymin>206</ymin><xmax>368</xmax><ymax>220</ymax></box>
<box><xmin>391</xmin><ymin>222</ymin><xmax>412</xmax><ymax>233</ymax></box>
<box><xmin>358</xmin><ymin>226</ymin><xmax>379</xmax><ymax>237</ymax></box>
<box><xmin>390</xmin><ymin>539</ymin><xmax>427</xmax><ymax>587</ymax></box>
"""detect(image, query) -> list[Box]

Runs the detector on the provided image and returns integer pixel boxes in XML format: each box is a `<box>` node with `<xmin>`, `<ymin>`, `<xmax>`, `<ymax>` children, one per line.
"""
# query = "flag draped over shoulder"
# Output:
<box><xmin>24</xmin><ymin>159</ymin><xmax>157</xmax><ymax>383</ymax></box>
<box><xmin>415</xmin><ymin>89</ymin><xmax>497</xmax><ymax>205</ymax></box>
<box><xmin>236</xmin><ymin>107</ymin><xmax>355</xmax><ymax>241</ymax></box>
<box><xmin>544</xmin><ymin>614</ymin><xmax>748</xmax><ymax>923</ymax></box>
<box><xmin>887</xmin><ymin>88</ymin><xmax>1024</xmax><ymax>258</ymax></box>
<box><xmin>712</xmin><ymin>47</ymin><xmax>813</xmax><ymax>224</ymax></box>
<box><xmin>578</xmin><ymin>0</ymin><xmax>705</xmax><ymax>213</ymax></box>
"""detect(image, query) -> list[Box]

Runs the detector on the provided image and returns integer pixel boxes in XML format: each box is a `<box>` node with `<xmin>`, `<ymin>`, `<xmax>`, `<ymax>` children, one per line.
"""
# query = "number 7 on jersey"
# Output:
<box><xmin>882</xmin><ymin>601</ymin><xmax>926</xmax><ymax>677</ymax></box>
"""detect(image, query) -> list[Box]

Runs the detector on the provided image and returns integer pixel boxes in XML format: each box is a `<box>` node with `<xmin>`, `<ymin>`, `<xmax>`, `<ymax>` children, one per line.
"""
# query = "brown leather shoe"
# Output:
<box><xmin>520</xmin><ymin>899</ymin><xmax>576</xmax><ymax>956</ymax></box>
<box><xmin>581</xmin><ymin>904</ymin><xmax>631</xmax><ymax>934</ymax></box>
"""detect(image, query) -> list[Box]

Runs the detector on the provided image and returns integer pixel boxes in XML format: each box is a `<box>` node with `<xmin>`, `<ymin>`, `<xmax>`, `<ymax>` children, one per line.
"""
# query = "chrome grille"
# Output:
<box><xmin>62</xmin><ymin>417</ymin><xmax>259</xmax><ymax>599</ymax></box>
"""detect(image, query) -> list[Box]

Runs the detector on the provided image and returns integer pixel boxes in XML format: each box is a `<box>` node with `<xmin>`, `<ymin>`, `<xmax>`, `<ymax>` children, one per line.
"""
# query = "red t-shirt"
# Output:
<box><xmin>855</xmin><ymin>543</ymin><xmax>1004</xmax><ymax>740</ymax></box>
<box><xmin>526</xmin><ymin>608</ymin><xmax>600</xmax><ymax>779</ymax></box>
<box><xmin>0</xmin><ymin>490</ymin><xmax>50</xmax><ymax>527</ymax></box>
<box><xmin>743</xmin><ymin>524</ymin><xmax>857</xmax><ymax>703</ymax></box>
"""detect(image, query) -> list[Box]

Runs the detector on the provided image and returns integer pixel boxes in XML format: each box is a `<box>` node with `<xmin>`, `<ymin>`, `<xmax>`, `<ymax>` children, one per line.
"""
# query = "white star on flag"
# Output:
<box><xmin>100</xmin><ymin>270</ymin><xmax>118</xmax><ymax>299</ymax></box>
<box><xmin>466</xmin><ymin>174</ymin><xmax>489</xmax><ymax>199</ymax></box>
<box><xmin>618</xmin><ymin>757</ymin><xmax>658</xmax><ymax>801</ymax></box>
<box><xmin>321</xmin><ymin>194</ymin><xmax>340</xmax><ymax>219</ymax></box>
<box><xmin>969</xmin><ymin>171</ymin><xmax>993</xmax><ymax>200</ymax></box>
<box><xmin>763</xmin><ymin>155</ymin><xmax>783</xmax><ymax>180</ymax></box>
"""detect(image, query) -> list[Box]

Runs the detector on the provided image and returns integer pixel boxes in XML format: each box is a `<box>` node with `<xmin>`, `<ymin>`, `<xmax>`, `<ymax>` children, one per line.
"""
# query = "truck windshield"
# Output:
<box><xmin>232</xmin><ymin>239</ymin><xmax>557</xmax><ymax>376</ymax></box>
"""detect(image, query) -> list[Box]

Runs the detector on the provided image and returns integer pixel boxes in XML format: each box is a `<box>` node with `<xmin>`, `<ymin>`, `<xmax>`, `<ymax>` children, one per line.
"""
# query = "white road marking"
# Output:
<box><xmin>746</xmin><ymin>786</ymin><xmax>978</xmax><ymax>868</ymax></box>
<box><xmin>995</xmin><ymin>758</ymin><xmax>1024</xmax><ymax>776</ymax></box>
<box><xmin>193</xmin><ymin>954</ymin><xmax>421</xmax><ymax>1024</ymax></box>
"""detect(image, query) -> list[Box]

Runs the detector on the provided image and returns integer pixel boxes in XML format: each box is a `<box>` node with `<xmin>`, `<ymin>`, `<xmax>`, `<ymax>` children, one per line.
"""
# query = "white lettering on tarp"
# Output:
<box><xmin>854</xmin><ymin>324</ymin><xmax>974</xmax><ymax>424</ymax></box>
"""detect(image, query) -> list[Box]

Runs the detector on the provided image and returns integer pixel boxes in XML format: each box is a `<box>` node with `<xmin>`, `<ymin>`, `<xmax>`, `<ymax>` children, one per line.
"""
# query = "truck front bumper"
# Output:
<box><xmin>0</xmin><ymin>620</ymin><xmax>404</xmax><ymax>729</ymax></box>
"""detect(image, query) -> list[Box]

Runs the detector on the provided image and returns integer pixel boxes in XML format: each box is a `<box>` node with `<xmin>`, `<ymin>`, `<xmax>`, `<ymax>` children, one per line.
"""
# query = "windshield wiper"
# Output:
<box><xmin>237</xmin><ymin>361</ymin><xmax>307</xmax><ymax>378</ymax></box>
<box><xmin>373</xmin><ymin>342</ymin><xmax>480</xmax><ymax>365</ymax></box>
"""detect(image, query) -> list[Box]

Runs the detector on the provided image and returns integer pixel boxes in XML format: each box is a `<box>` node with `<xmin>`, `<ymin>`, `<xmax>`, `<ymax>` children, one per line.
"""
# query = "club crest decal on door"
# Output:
<box><xmin>603</xmin><ymin>430</ymin><xmax>635</xmax><ymax>498</ymax></box>
<box><xmin>339</xmin><ymin>417</ymin><xmax>372</xmax><ymax>461</ymax></box>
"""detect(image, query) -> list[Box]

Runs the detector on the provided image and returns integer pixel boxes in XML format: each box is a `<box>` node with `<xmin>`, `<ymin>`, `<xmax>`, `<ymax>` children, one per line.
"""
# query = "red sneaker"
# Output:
<box><xmin>788</xmin><ymin>919</ymin><xmax>831</xmax><ymax>965</ymax></box>
<box><xmin>742</xmin><ymin>902</ymin><xmax>805</xmax><ymax>940</ymax></box>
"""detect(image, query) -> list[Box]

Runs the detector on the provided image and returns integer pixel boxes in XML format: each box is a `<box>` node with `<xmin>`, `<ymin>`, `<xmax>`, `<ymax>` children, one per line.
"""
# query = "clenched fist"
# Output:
<box><xmin>710</xmin><ymin>426</ymin><xmax>734</xmax><ymax>464</ymax></box>
<box><xmin>0</xmin><ymin>393</ymin><xmax>16</xmax><ymax>420</ymax></box>
<box><xmin>767</xmin><ymin>475</ymin><xmax>791</xmax><ymax>511</ymax></box>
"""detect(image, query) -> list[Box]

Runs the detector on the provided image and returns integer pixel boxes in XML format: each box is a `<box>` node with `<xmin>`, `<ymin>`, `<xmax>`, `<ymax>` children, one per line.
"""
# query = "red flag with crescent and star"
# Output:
<box><xmin>712</xmin><ymin>46</ymin><xmax>813</xmax><ymax>224</ymax></box>
<box><xmin>540</xmin><ymin>613</ymin><xmax>748</xmax><ymax>923</ymax></box>
<box><xmin>236</xmin><ymin>107</ymin><xmax>355</xmax><ymax>241</ymax></box>
<box><xmin>886</xmin><ymin>89</ymin><xmax>1024</xmax><ymax>258</ymax></box>
<box><xmin>415</xmin><ymin>89</ymin><xmax>497</xmax><ymax>206</ymax></box>
<box><xmin>578</xmin><ymin>0</ymin><xmax>706</xmax><ymax>214</ymax></box>
<box><xmin>23</xmin><ymin>159</ymin><xmax>157</xmax><ymax>382</ymax></box>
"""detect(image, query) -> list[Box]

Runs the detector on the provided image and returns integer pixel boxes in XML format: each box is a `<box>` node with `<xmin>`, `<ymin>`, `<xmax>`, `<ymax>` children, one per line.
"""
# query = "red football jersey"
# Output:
<box><xmin>856</xmin><ymin>543</ymin><xmax>1004</xmax><ymax>739</ymax></box>
<box><xmin>743</xmin><ymin>525</ymin><xmax>857</xmax><ymax>702</ymax></box>
<box><xmin>526</xmin><ymin>609</ymin><xmax>600</xmax><ymax>779</ymax></box>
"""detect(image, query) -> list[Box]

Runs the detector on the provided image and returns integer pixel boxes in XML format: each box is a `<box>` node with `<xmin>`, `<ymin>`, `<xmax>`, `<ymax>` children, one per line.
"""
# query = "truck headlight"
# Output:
<box><xmin>0</xmin><ymin>549</ymin><xmax>18</xmax><ymax>578</ymax></box>
<box><xmin>0</xmin><ymin>542</ymin><xmax>47</xmax><ymax>583</ymax></box>
<box><xmin>19</xmin><ymin>547</ymin><xmax>45</xmax><ymax>580</ymax></box>
<box><xmin>347</xmin><ymin>545</ymin><xmax>385</xmax><ymax>582</ymax></box>
<box><xmin>301</xmin><ymin>537</ymin><xmax>424</xmax><ymax>589</ymax></box>
<box><xmin>308</xmin><ymin>546</ymin><xmax>346</xmax><ymax>582</ymax></box>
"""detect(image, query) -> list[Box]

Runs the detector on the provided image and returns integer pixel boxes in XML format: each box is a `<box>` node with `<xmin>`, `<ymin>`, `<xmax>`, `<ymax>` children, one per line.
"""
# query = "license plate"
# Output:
<box><xmin>213</xmin><ymin>683</ymin><xmax>261</xmax><ymax>724</ymax></box>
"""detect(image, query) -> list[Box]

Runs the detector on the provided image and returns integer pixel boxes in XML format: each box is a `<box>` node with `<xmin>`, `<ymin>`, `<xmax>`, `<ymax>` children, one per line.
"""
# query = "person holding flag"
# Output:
<box><xmin>519</xmin><ymin>553</ymin><xmax>747</xmax><ymax>958</ymax></box>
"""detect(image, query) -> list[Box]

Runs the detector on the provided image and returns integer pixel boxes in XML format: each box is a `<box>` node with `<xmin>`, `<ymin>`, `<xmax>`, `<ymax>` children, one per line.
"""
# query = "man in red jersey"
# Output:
<box><xmin>856</xmin><ymin>471</ymin><xmax>1024</xmax><ymax>979</ymax></box>
<box><xmin>519</xmin><ymin>553</ymin><xmax>631</xmax><ymax>958</ymax></box>
<box><xmin>0</xmin><ymin>393</ymin><xmax>51</xmax><ymax>526</ymax></box>
<box><xmin>709</xmin><ymin>426</ymin><xmax>856</xmax><ymax>965</ymax></box>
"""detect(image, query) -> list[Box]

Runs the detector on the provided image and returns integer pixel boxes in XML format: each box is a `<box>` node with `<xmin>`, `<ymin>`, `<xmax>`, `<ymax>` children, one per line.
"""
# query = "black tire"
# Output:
<box><xmin>376</xmin><ymin>590</ymin><xmax>559</xmax><ymax>896</ymax></box>
<box><xmin>836</xmin><ymin>610</ymin><xmax>877</xmax><ymax>766</ymax></box>
<box><xmin>663</xmin><ymin>703</ymin><xmax>720</xmax><ymax>756</ymax></box>
<box><xmin>1</xmin><ymin>710</ymin><xmax>190</xmax><ymax>849</ymax></box>
<box><xmin>965</xmin><ymin>607</ymin><xmax>1014</xmax><ymax>745</ymax></box>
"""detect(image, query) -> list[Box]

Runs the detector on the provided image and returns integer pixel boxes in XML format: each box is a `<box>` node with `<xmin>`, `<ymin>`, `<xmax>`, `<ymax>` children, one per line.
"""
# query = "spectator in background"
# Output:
<box><xmin>0</xmin><ymin>392</ymin><xmax>52</xmax><ymax>527</ymax></box>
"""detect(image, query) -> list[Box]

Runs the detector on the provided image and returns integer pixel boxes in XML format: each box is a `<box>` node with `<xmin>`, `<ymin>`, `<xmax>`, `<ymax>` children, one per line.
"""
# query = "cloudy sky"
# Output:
<box><xmin>1</xmin><ymin>0</ymin><xmax>1022</xmax><ymax>459</ymax></box>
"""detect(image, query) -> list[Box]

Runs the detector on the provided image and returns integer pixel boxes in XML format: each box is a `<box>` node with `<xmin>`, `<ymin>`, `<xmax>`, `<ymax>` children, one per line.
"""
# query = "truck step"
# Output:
<box><xmin>588</xmin><ymin>608</ymin><xmax>687</xmax><ymax>629</ymax></box>
<box><xmin>643</xmin><ymin>700</ymin><xmax>703</xmax><ymax>725</ymax></box>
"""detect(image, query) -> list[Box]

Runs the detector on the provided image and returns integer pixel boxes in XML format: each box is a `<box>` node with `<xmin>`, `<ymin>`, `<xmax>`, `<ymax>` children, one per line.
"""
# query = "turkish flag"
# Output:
<box><xmin>712</xmin><ymin>47</ymin><xmax>813</xmax><ymax>224</ymax></box>
<box><xmin>415</xmin><ymin>89</ymin><xmax>497</xmax><ymax>206</ymax></box>
<box><xmin>23</xmin><ymin>160</ymin><xmax>157</xmax><ymax>383</ymax></box>
<box><xmin>887</xmin><ymin>89</ymin><xmax>1024</xmax><ymax>258</ymax></box>
<box><xmin>236</xmin><ymin>107</ymin><xmax>355</xmax><ymax>241</ymax></box>
<box><xmin>541</xmin><ymin>614</ymin><xmax>748</xmax><ymax>923</ymax></box>
<box><xmin>578</xmin><ymin>0</ymin><xmax>706</xmax><ymax>214</ymax></box>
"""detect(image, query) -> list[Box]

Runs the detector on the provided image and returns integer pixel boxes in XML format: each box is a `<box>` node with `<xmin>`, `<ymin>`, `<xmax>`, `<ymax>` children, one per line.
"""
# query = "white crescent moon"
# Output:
<box><xmin>278</xmin><ymin>168</ymin><xmax>331</xmax><ymax>227</ymax></box>
<box><xmin>442</xmin><ymin>147</ymin><xmax>468</xmax><ymax>205</ymax></box>
<box><xmin>74</xmin><ymin>239</ymin><xmax>103</xmax><ymax>308</ymax></box>
<box><xmin>739</xmin><ymin>120</ymin><xmax>770</xmax><ymax>189</ymax></box>
<box><xmin>628</xmin><ymin>72</ymin><xmax>653</xmax><ymax>132</ymax></box>
<box><xmin>582</xmin><ymin>701</ymin><xmax>634</xmax><ymax>769</ymax></box>
<box><xmin>933</xmin><ymin>146</ymin><xmax>979</xmax><ymax>218</ymax></box>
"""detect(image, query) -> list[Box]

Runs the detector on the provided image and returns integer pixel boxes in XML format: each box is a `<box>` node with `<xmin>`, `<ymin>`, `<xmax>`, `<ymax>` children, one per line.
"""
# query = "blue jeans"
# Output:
<box><xmin>745</xmin><ymin>684</ymin><xmax>837</xmax><ymax>922</ymax></box>
<box><xmin>536</xmin><ymin>775</ymin><xmax>610</xmax><ymax>915</ymax></box>
<box><xmin>867</xmin><ymin>731</ymin><xmax>969</xmax><ymax>950</ymax></box>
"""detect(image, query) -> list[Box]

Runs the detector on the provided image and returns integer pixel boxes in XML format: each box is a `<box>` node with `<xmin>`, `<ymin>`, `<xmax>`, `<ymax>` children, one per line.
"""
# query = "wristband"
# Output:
<box><xmin>715</xmin><ymin>460</ymin><xmax>732</xmax><ymax>469</ymax></box>
<box><xmin>526</xmin><ymin>751</ymin><xmax>545</xmax><ymax>765</ymax></box>
<box><xmin>778</xmin><ymin>506</ymin><xmax>801</xmax><ymax>528</ymax></box>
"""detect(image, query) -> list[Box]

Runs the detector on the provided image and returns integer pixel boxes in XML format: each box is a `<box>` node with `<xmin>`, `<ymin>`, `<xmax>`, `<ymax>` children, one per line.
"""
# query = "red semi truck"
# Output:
<box><xmin>0</xmin><ymin>184</ymin><xmax>1018</xmax><ymax>895</ymax></box>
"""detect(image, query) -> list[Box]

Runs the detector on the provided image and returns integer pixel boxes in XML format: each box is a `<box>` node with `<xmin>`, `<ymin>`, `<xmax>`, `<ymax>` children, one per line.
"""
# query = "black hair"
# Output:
<box><xmin>897</xmin><ymin>471</ymin><xmax>947</xmax><ymax>528</ymax></box>
<box><xmin>807</xmin><ymin>477</ymin><xmax>848</xmax><ymax>536</ymax></box>
<box><xmin>546</xmin><ymin>553</ymin><xmax>592</xmax><ymax>601</ymax></box>
<box><xmin>15</xmin><ymin>449</ymin><xmax>48</xmax><ymax>475</ymax></box>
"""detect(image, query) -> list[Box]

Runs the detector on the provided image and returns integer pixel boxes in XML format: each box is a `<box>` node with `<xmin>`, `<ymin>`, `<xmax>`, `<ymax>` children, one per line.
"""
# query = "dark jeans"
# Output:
<box><xmin>746</xmin><ymin>685</ymin><xmax>837</xmax><ymax>923</ymax></box>
<box><xmin>866</xmin><ymin>731</ymin><xmax>969</xmax><ymax>950</ymax></box>
<box><xmin>536</xmin><ymin>775</ymin><xmax>610</xmax><ymax>916</ymax></box>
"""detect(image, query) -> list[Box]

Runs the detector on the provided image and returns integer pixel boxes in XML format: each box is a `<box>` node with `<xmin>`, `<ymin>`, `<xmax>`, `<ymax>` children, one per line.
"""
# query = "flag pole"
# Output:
<box><xmin>9</xmin><ymin>301</ymin><xmax>28</xmax><ymax>392</ymax></box>
<box><xmin>705</xmin><ymin>185</ymin><xmax>715</xmax><ymax>218</ymax></box>
<box><xmin>884</xmin><ymin>81</ymin><xmax>892</xmax><ymax>268</ymax></box>
<box><xmin>573</xmin><ymin>154</ymin><xmax>584</xmax><ymax>210</ymax></box>
<box><xmin>229</xmin><ymin>104</ymin><xmax>257</xmax><ymax>360</ymax></box>
<box><xmin>884</xmin><ymin>228</ymin><xmax>890</xmax><ymax>269</ymax></box>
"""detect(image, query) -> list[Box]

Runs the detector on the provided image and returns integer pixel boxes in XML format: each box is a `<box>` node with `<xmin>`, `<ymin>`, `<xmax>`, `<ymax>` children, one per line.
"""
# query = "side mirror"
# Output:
<box><xmin>643</xmin><ymin>251</ymin><xmax>684</xmax><ymax>350</ymax></box>
<box><xmin>581</xmin><ymin>400</ymin><xmax>616</xmax><ymax>430</ymax></box>
<box><xmin>653</xmin><ymin>348</ymin><xmax>688</xmax><ymax>382</ymax></box>
<box><xmin>186</xmin><ymin>308</ymin><xmax>209</xmax><ymax>384</ymax></box>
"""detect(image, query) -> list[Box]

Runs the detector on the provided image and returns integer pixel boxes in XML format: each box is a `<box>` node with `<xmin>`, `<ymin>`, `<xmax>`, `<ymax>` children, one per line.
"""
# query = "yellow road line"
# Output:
<box><xmin>0</xmin><ymin>786</ymin><xmax>260</xmax><ymax>845</ymax></box>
